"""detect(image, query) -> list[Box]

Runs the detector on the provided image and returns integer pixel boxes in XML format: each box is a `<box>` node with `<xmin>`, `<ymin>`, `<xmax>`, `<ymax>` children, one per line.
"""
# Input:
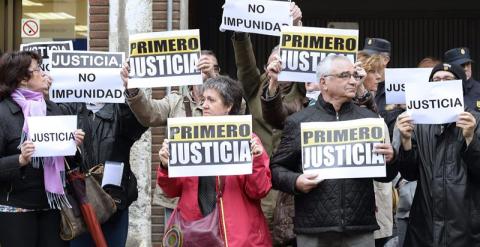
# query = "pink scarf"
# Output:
<box><xmin>11</xmin><ymin>88</ymin><xmax>70</xmax><ymax>209</ymax></box>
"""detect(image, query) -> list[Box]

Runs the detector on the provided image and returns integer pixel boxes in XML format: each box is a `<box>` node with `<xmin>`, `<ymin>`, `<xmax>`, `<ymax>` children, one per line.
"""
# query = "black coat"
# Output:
<box><xmin>0</xmin><ymin>97</ymin><xmax>79</xmax><ymax>209</ymax></box>
<box><xmin>59</xmin><ymin>103</ymin><xmax>147</xmax><ymax>208</ymax></box>
<box><xmin>397</xmin><ymin>113</ymin><xmax>480</xmax><ymax>247</ymax></box>
<box><xmin>464</xmin><ymin>77</ymin><xmax>480</xmax><ymax>112</ymax></box>
<box><xmin>270</xmin><ymin>96</ymin><xmax>398</xmax><ymax>235</ymax></box>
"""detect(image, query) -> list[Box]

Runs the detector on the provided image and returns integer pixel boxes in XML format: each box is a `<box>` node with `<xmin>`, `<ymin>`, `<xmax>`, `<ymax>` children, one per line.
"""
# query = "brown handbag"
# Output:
<box><xmin>59</xmin><ymin>164</ymin><xmax>117</xmax><ymax>241</ymax></box>
<box><xmin>272</xmin><ymin>191</ymin><xmax>296</xmax><ymax>246</ymax></box>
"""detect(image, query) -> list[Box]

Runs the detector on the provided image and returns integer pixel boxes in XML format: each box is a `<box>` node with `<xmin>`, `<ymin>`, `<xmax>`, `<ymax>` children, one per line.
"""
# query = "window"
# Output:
<box><xmin>21</xmin><ymin>0</ymin><xmax>87</xmax><ymax>50</ymax></box>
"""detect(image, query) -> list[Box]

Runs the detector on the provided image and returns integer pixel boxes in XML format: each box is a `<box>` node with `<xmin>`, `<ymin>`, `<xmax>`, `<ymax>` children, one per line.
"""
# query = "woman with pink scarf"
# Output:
<box><xmin>0</xmin><ymin>51</ymin><xmax>84</xmax><ymax>247</ymax></box>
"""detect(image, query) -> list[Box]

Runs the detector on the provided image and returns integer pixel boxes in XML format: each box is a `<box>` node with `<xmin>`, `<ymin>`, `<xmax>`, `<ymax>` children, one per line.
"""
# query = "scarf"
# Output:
<box><xmin>11</xmin><ymin>88</ymin><xmax>70</xmax><ymax>209</ymax></box>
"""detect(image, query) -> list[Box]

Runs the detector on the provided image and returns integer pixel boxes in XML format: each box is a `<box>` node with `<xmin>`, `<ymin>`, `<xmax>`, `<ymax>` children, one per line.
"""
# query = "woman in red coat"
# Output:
<box><xmin>158</xmin><ymin>76</ymin><xmax>272</xmax><ymax>247</ymax></box>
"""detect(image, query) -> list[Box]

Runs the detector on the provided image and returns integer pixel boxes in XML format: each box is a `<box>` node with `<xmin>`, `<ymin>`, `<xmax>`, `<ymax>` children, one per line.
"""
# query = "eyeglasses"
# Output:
<box><xmin>324</xmin><ymin>71</ymin><xmax>364</xmax><ymax>81</ymax></box>
<box><xmin>432</xmin><ymin>76</ymin><xmax>456</xmax><ymax>82</ymax></box>
<box><xmin>28</xmin><ymin>65</ymin><xmax>43</xmax><ymax>74</ymax></box>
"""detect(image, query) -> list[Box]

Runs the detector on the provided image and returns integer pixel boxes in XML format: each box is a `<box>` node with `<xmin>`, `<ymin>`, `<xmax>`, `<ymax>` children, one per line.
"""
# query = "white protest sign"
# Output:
<box><xmin>167</xmin><ymin>115</ymin><xmax>252</xmax><ymax>177</ymax></box>
<box><xmin>405</xmin><ymin>80</ymin><xmax>464</xmax><ymax>124</ymax></box>
<box><xmin>301</xmin><ymin>118</ymin><xmax>386</xmax><ymax>180</ymax></box>
<box><xmin>128</xmin><ymin>30</ymin><xmax>202</xmax><ymax>88</ymax></box>
<box><xmin>20</xmin><ymin>41</ymin><xmax>73</xmax><ymax>73</ymax></box>
<box><xmin>49</xmin><ymin>50</ymin><xmax>125</xmax><ymax>103</ymax></box>
<box><xmin>278</xmin><ymin>26</ymin><xmax>358</xmax><ymax>83</ymax></box>
<box><xmin>385</xmin><ymin>68</ymin><xmax>432</xmax><ymax>104</ymax></box>
<box><xmin>102</xmin><ymin>161</ymin><xmax>124</xmax><ymax>187</ymax></box>
<box><xmin>27</xmin><ymin>115</ymin><xmax>77</xmax><ymax>157</ymax></box>
<box><xmin>220</xmin><ymin>0</ymin><xmax>292</xmax><ymax>36</ymax></box>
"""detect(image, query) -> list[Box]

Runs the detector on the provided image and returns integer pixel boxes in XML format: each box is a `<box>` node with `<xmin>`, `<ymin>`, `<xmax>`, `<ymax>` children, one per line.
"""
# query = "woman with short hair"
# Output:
<box><xmin>158</xmin><ymin>76</ymin><xmax>272</xmax><ymax>247</ymax></box>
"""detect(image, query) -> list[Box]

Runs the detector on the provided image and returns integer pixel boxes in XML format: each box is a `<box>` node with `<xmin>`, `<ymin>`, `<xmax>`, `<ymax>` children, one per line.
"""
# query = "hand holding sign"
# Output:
<box><xmin>266</xmin><ymin>54</ymin><xmax>282</xmax><ymax>95</ymax></box>
<box><xmin>295</xmin><ymin>173</ymin><xmax>322</xmax><ymax>193</ymax></box>
<box><xmin>159</xmin><ymin>139</ymin><xmax>170</xmax><ymax>169</ymax></box>
<box><xmin>396</xmin><ymin>112</ymin><xmax>414</xmax><ymax>151</ymax></box>
<box><xmin>250</xmin><ymin>136</ymin><xmax>263</xmax><ymax>157</ymax></box>
<box><xmin>372</xmin><ymin>143</ymin><xmax>394</xmax><ymax>163</ymax></box>
<box><xmin>290</xmin><ymin>2</ymin><xmax>302</xmax><ymax>26</ymax></box>
<box><xmin>457</xmin><ymin>112</ymin><xmax>476</xmax><ymax>145</ymax></box>
<box><xmin>19</xmin><ymin>141</ymin><xmax>35</xmax><ymax>166</ymax></box>
<box><xmin>120</xmin><ymin>60</ymin><xmax>140</xmax><ymax>96</ymax></box>
<box><xmin>74</xmin><ymin>129</ymin><xmax>85</xmax><ymax>146</ymax></box>
<box><xmin>197</xmin><ymin>55</ymin><xmax>218</xmax><ymax>81</ymax></box>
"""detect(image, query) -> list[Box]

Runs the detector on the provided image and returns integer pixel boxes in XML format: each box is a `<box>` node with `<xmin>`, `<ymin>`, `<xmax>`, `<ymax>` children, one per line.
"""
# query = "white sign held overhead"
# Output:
<box><xmin>49</xmin><ymin>51</ymin><xmax>126</xmax><ymax>103</ymax></box>
<box><xmin>278</xmin><ymin>26</ymin><xmax>359</xmax><ymax>83</ymax></box>
<box><xmin>128</xmin><ymin>30</ymin><xmax>202</xmax><ymax>88</ymax></box>
<box><xmin>220</xmin><ymin>0</ymin><xmax>292</xmax><ymax>36</ymax></box>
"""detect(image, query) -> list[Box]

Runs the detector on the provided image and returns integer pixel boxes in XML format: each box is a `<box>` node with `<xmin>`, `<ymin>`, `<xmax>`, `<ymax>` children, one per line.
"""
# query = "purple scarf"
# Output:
<box><xmin>11</xmin><ymin>88</ymin><xmax>70</xmax><ymax>209</ymax></box>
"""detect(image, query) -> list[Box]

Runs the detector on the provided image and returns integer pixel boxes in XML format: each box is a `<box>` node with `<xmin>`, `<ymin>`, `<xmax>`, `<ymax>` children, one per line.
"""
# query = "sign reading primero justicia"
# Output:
<box><xmin>167</xmin><ymin>115</ymin><xmax>253</xmax><ymax>177</ymax></box>
<box><xmin>301</xmin><ymin>118</ymin><xmax>386</xmax><ymax>180</ymax></box>
<box><xmin>128</xmin><ymin>29</ymin><xmax>202</xmax><ymax>88</ymax></box>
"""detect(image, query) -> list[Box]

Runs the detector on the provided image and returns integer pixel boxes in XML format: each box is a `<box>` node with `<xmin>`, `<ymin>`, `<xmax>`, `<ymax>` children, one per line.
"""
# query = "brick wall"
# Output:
<box><xmin>88</xmin><ymin>0</ymin><xmax>109</xmax><ymax>51</ymax></box>
<box><xmin>151</xmin><ymin>0</ymin><xmax>181</xmax><ymax>246</ymax></box>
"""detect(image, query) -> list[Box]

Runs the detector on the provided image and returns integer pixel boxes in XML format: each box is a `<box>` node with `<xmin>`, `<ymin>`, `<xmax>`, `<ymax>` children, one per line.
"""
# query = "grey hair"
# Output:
<box><xmin>316</xmin><ymin>55</ymin><xmax>352</xmax><ymax>82</ymax></box>
<box><xmin>202</xmin><ymin>76</ymin><xmax>243</xmax><ymax>115</ymax></box>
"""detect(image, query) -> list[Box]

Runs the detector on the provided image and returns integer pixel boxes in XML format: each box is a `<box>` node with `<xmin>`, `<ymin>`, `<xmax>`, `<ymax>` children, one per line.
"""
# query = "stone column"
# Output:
<box><xmin>109</xmin><ymin>0</ymin><xmax>153</xmax><ymax>246</ymax></box>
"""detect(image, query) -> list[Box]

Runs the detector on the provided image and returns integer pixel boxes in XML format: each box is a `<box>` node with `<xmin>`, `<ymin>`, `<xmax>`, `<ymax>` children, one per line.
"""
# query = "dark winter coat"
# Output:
<box><xmin>270</xmin><ymin>95</ymin><xmax>398</xmax><ymax>234</ymax></box>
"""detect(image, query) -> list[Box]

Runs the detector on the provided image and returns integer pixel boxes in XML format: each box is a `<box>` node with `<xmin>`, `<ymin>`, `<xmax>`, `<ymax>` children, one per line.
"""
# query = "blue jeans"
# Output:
<box><xmin>70</xmin><ymin>208</ymin><xmax>129</xmax><ymax>247</ymax></box>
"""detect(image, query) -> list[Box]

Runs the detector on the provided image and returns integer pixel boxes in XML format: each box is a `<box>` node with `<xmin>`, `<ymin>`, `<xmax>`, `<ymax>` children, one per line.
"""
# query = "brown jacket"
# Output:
<box><xmin>126</xmin><ymin>88</ymin><xmax>202</xmax><ymax>208</ymax></box>
<box><xmin>232</xmin><ymin>33</ymin><xmax>305</xmax><ymax>156</ymax></box>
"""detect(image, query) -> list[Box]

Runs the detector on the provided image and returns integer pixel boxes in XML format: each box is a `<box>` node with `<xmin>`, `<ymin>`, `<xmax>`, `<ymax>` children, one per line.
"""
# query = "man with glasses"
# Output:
<box><xmin>444</xmin><ymin>47</ymin><xmax>480</xmax><ymax>111</ymax></box>
<box><xmin>271</xmin><ymin>55</ymin><xmax>397</xmax><ymax>247</ymax></box>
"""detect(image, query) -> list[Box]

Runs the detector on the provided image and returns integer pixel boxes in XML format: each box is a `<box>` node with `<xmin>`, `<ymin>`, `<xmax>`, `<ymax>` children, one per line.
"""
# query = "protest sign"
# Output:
<box><xmin>27</xmin><ymin>115</ymin><xmax>77</xmax><ymax>157</ymax></box>
<box><xmin>385</xmin><ymin>68</ymin><xmax>432</xmax><ymax>104</ymax></box>
<box><xmin>49</xmin><ymin>50</ymin><xmax>125</xmax><ymax>103</ymax></box>
<box><xmin>167</xmin><ymin>115</ymin><xmax>252</xmax><ymax>177</ymax></box>
<box><xmin>278</xmin><ymin>26</ymin><xmax>358</xmax><ymax>83</ymax></box>
<box><xmin>220</xmin><ymin>0</ymin><xmax>292</xmax><ymax>36</ymax></box>
<box><xmin>20</xmin><ymin>41</ymin><xmax>73</xmax><ymax>73</ymax></box>
<box><xmin>301</xmin><ymin>118</ymin><xmax>386</xmax><ymax>180</ymax></box>
<box><xmin>405</xmin><ymin>80</ymin><xmax>464</xmax><ymax>124</ymax></box>
<box><xmin>128</xmin><ymin>30</ymin><xmax>202</xmax><ymax>88</ymax></box>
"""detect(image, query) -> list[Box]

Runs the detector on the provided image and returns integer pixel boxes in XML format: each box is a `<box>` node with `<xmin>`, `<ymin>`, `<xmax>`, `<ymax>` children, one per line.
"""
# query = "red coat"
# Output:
<box><xmin>157</xmin><ymin>138</ymin><xmax>272</xmax><ymax>247</ymax></box>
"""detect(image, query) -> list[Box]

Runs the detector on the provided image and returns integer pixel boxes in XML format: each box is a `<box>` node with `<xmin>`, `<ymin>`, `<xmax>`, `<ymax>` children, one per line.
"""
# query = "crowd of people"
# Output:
<box><xmin>1</xmin><ymin>3</ymin><xmax>480</xmax><ymax>247</ymax></box>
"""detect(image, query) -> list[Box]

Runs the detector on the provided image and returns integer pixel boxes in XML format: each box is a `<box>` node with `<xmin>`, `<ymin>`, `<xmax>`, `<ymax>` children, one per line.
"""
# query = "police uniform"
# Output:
<box><xmin>444</xmin><ymin>47</ymin><xmax>480</xmax><ymax>111</ymax></box>
<box><xmin>360</xmin><ymin>38</ymin><xmax>402</xmax><ymax>138</ymax></box>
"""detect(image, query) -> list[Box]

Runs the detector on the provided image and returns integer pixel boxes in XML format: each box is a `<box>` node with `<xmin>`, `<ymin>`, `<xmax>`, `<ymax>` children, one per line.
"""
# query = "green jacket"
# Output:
<box><xmin>232</xmin><ymin>33</ymin><xmax>305</xmax><ymax>156</ymax></box>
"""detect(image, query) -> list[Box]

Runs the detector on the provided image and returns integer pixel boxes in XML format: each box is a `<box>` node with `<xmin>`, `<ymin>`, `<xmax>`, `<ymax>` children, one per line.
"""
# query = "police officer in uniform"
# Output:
<box><xmin>444</xmin><ymin>47</ymin><xmax>480</xmax><ymax>111</ymax></box>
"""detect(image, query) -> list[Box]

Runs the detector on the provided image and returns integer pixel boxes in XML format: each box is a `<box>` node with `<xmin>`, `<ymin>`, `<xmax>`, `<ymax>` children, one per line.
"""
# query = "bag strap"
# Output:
<box><xmin>81</xmin><ymin>105</ymin><xmax>95</xmax><ymax>172</ymax></box>
<box><xmin>216</xmin><ymin>176</ymin><xmax>226</xmax><ymax>199</ymax></box>
<box><xmin>183</xmin><ymin>96</ymin><xmax>192</xmax><ymax>117</ymax></box>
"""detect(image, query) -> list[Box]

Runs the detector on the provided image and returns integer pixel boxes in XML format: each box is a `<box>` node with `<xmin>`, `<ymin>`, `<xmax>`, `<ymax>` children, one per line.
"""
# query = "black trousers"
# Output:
<box><xmin>0</xmin><ymin>210</ymin><xmax>68</xmax><ymax>247</ymax></box>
